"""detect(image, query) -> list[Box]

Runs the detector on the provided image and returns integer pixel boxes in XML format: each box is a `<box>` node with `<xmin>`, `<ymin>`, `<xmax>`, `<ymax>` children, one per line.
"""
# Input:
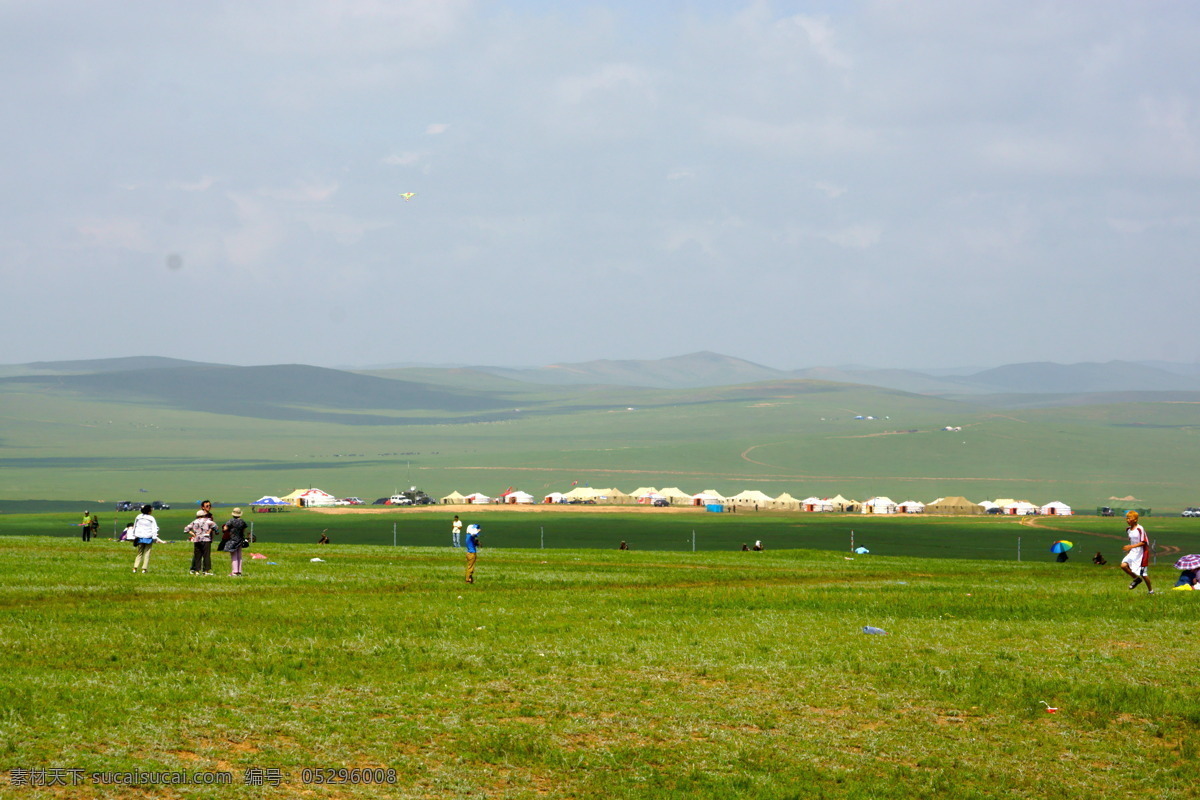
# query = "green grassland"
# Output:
<box><xmin>2</xmin><ymin>376</ymin><xmax>1199</xmax><ymax>511</ymax></box>
<box><xmin>0</xmin><ymin>534</ymin><xmax>1196</xmax><ymax>799</ymax></box>
<box><xmin>7</xmin><ymin>509</ymin><xmax>1200</xmax><ymax>565</ymax></box>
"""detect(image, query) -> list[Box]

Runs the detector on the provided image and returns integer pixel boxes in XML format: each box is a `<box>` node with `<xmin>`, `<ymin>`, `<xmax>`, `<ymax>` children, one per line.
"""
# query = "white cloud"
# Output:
<box><xmin>425</xmin><ymin>123</ymin><xmax>449</xmax><ymax>135</ymax></box>
<box><xmin>382</xmin><ymin>152</ymin><xmax>426</xmax><ymax>167</ymax></box>
<box><xmin>258</xmin><ymin>182</ymin><xmax>340</xmax><ymax>203</ymax></box>
<box><xmin>554</xmin><ymin>63</ymin><xmax>654</xmax><ymax>105</ymax></box>
<box><xmin>710</xmin><ymin>115</ymin><xmax>880</xmax><ymax>156</ymax></box>
<box><xmin>812</xmin><ymin>181</ymin><xmax>847</xmax><ymax>199</ymax></box>
<box><xmin>76</xmin><ymin>217</ymin><xmax>151</xmax><ymax>252</ymax></box>
<box><xmin>821</xmin><ymin>225</ymin><xmax>881</xmax><ymax>250</ymax></box>
<box><xmin>172</xmin><ymin>176</ymin><xmax>219</xmax><ymax>192</ymax></box>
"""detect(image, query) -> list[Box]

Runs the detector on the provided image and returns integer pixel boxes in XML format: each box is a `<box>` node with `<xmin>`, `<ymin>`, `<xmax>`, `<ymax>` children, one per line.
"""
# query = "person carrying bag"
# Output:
<box><xmin>221</xmin><ymin>508</ymin><xmax>249</xmax><ymax>577</ymax></box>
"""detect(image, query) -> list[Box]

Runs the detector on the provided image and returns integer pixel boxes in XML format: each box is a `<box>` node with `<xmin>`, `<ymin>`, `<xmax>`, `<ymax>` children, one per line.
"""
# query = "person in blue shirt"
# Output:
<box><xmin>464</xmin><ymin>524</ymin><xmax>480</xmax><ymax>583</ymax></box>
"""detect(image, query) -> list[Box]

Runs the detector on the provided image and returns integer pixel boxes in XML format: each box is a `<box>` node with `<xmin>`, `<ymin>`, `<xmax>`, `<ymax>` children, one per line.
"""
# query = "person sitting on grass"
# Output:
<box><xmin>1092</xmin><ymin>551</ymin><xmax>1107</xmax><ymax>565</ymax></box>
<box><xmin>318</xmin><ymin>530</ymin><xmax>330</xmax><ymax>545</ymax></box>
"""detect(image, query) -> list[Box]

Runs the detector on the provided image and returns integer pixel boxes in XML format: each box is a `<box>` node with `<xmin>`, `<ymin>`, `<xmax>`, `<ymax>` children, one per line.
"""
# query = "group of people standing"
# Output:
<box><xmin>123</xmin><ymin>500</ymin><xmax>249</xmax><ymax>576</ymax></box>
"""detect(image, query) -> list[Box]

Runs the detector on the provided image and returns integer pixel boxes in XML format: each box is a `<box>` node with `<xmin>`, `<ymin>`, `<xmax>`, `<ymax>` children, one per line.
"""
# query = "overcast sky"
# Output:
<box><xmin>2</xmin><ymin>1</ymin><xmax>1197</xmax><ymax>370</ymax></box>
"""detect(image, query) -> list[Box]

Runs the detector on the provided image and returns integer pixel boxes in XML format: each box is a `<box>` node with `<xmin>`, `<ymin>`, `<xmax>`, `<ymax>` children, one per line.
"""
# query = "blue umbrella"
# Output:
<box><xmin>1050</xmin><ymin>540</ymin><xmax>1073</xmax><ymax>554</ymax></box>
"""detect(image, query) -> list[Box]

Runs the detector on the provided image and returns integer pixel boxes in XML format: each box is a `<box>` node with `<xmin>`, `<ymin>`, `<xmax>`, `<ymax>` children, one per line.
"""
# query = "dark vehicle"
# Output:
<box><xmin>986</xmin><ymin>507</ymin><xmax>1004</xmax><ymax>515</ymax></box>
<box><xmin>116</xmin><ymin>500</ymin><xmax>137</xmax><ymax>512</ymax></box>
<box><xmin>651</xmin><ymin>498</ymin><xmax>670</xmax><ymax>507</ymax></box>
<box><xmin>567</xmin><ymin>499</ymin><xmax>597</xmax><ymax>505</ymax></box>
<box><xmin>372</xmin><ymin>497</ymin><xmax>389</xmax><ymax>505</ymax></box>
<box><xmin>151</xmin><ymin>500</ymin><xmax>170</xmax><ymax>510</ymax></box>
<box><xmin>1100</xmin><ymin>507</ymin><xmax>1115</xmax><ymax>517</ymax></box>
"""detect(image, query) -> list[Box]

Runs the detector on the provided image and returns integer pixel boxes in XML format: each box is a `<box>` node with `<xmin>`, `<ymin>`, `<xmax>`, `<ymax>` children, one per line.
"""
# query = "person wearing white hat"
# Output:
<box><xmin>465</xmin><ymin>524</ymin><xmax>481</xmax><ymax>583</ymax></box>
<box><xmin>221</xmin><ymin>507</ymin><xmax>248</xmax><ymax>577</ymax></box>
<box><xmin>184</xmin><ymin>509</ymin><xmax>218</xmax><ymax>575</ymax></box>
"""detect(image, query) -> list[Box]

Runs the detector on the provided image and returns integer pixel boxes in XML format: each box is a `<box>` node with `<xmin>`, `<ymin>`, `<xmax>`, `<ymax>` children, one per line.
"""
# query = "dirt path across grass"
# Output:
<box><xmin>1018</xmin><ymin>515</ymin><xmax>1181</xmax><ymax>557</ymax></box>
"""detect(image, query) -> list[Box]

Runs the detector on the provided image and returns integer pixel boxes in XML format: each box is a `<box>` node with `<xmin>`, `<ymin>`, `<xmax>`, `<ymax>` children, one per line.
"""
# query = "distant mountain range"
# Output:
<box><xmin>5</xmin><ymin>353</ymin><xmax>1200</xmax><ymax>402</ymax></box>
<box><xmin>461</xmin><ymin>352</ymin><xmax>1200</xmax><ymax>395</ymax></box>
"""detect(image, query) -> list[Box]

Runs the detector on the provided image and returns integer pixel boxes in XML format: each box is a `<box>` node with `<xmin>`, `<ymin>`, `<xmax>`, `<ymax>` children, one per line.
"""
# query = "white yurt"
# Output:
<box><xmin>863</xmin><ymin>496</ymin><xmax>897</xmax><ymax>514</ymax></box>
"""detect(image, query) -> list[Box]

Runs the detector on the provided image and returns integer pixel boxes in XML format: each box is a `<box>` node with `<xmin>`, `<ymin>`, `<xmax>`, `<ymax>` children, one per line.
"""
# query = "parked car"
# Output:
<box><xmin>115</xmin><ymin>500</ymin><xmax>137</xmax><ymax>512</ymax></box>
<box><xmin>1100</xmin><ymin>507</ymin><xmax>1115</xmax><ymax>516</ymax></box>
<box><xmin>343</xmin><ymin>497</ymin><xmax>364</xmax><ymax>505</ymax></box>
<box><xmin>151</xmin><ymin>500</ymin><xmax>170</xmax><ymax>510</ymax></box>
<box><xmin>651</xmin><ymin>498</ymin><xmax>670</xmax><ymax>507</ymax></box>
<box><xmin>371</xmin><ymin>497</ymin><xmax>389</xmax><ymax>505</ymax></box>
<box><xmin>986</xmin><ymin>507</ymin><xmax>1004</xmax><ymax>515</ymax></box>
<box><xmin>1182</xmin><ymin>507</ymin><xmax>1200</xmax><ymax>518</ymax></box>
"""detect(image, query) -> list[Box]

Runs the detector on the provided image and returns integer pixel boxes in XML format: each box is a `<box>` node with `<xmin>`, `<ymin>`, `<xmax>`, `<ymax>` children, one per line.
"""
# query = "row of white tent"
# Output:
<box><xmin>438</xmin><ymin>488</ymin><xmax>1072</xmax><ymax>515</ymax></box>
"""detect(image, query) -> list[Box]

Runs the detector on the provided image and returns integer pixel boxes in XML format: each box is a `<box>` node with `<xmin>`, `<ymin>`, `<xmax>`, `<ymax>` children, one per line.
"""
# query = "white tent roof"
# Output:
<box><xmin>505</xmin><ymin>490</ymin><xmax>535</xmax><ymax>502</ymax></box>
<box><xmin>659</xmin><ymin>487</ymin><xmax>692</xmax><ymax>500</ymax></box>
<box><xmin>1003</xmin><ymin>500</ymin><xmax>1037</xmax><ymax>510</ymax></box>
<box><xmin>1040</xmin><ymin>501</ymin><xmax>1072</xmax><ymax>512</ymax></box>
<box><xmin>731</xmin><ymin>490</ymin><xmax>774</xmax><ymax>502</ymax></box>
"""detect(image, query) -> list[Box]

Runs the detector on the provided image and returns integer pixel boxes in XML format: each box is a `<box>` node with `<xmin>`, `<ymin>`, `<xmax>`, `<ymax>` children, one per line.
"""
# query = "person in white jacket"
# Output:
<box><xmin>131</xmin><ymin>505</ymin><xmax>165</xmax><ymax>573</ymax></box>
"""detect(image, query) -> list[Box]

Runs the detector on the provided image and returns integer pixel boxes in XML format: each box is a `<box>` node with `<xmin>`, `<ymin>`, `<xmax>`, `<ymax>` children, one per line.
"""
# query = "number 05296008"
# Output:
<box><xmin>300</xmin><ymin>768</ymin><xmax>397</xmax><ymax>785</ymax></box>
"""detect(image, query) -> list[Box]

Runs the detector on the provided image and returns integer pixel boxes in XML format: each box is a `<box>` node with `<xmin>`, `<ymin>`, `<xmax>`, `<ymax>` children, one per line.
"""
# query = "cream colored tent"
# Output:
<box><xmin>827</xmin><ymin>494</ymin><xmax>859</xmax><ymax>512</ymax></box>
<box><xmin>1040</xmin><ymin>501</ymin><xmax>1073</xmax><ymax>516</ymax></box>
<box><xmin>659</xmin><ymin>487</ymin><xmax>692</xmax><ymax>504</ymax></box>
<box><xmin>897</xmin><ymin>500</ymin><xmax>925</xmax><ymax>514</ymax></box>
<box><xmin>282</xmin><ymin>488</ymin><xmax>336</xmax><ymax>507</ymax></box>
<box><xmin>631</xmin><ymin>487</ymin><xmax>660</xmax><ymax>503</ymax></box>
<box><xmin>771</xmin><ymin>492</ymin><xmax>801</xmax><ymax>510</ymax></box>
<box><xmin>925</xmin><ymin>496</ymin><xmax>984</xmax><ymax>515</ymax></box>
<box><xmin>563</xmin><ymin>486</ymin><xmax>602</xmax><ymax>500</ymax></box>
<box><xmin>1003</xmin><ymin>500</ymin><xmax>1038</xmax><ymax>515</ymax></box>
<box><xmin>730</xmin><ymin>490</ymin><xmax>774</xmax><ymax>507</ymax></box>
<box><xmin>441</xmin><ymin>490</ymin><xmax>468</xmax><ymax>504</ymax></box>
<box><xmin>503</xmin><ymin>490</ymin><xmax>535</xmax><ymax>504</ymax></box>
<box><xmin>602</xmin><ymin>489</ymin><xmax>634</xmax><ymax>505</ymax></box>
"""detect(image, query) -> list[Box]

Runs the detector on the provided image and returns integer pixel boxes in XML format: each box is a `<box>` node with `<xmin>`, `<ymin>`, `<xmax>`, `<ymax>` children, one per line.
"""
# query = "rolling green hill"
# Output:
<box><xmin>2</xmin><ymin>357</ymin><xmax>1199</xmax><ymax>511</ymax></box>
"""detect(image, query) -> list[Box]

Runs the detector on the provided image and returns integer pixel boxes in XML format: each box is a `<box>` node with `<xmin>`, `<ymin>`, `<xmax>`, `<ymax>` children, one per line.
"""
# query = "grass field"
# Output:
<box><xmin>3</xmin><ymin>379</ymin><xmax>1200</xmax><ymax>511</ymax></box>
<box><xmin>1</xmin><ymin>531</ymin><xmax>1196</xmax><ymax>799</ymax></box>
<box><xmin>7</xmin><ymin>508</ymin><xmax>1200</xmax><ymax>564</ymax></box>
